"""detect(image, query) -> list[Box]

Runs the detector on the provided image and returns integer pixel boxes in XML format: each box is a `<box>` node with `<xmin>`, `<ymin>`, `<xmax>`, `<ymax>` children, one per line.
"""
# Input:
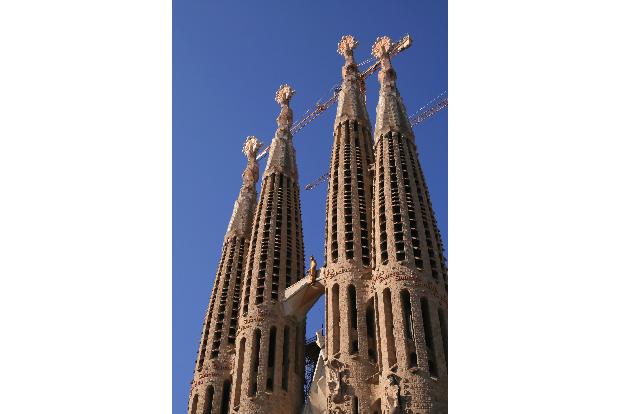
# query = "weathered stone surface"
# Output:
<box><xmin>188</xmin><ymin>35</ymin><xmax>448</xmax><ymax>414</ymax></box>
<box><xmin>187</xmin><ymin>137</ymin><xmax>262</xmax><ymax>414</ymax></box>
<box><xmin>230</xmin><ymin>84</ymin><xmax>307</xmax><ymax>414</ymax></box>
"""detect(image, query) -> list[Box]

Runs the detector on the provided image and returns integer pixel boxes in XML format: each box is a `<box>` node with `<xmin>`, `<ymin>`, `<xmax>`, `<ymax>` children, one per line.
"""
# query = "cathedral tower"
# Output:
<box><xmin>230</xmin><ymin>85</ymin><xmax>307</xmax><ymax>414</ymax></box>
<box><xmin>188</xmin><ymin>136</ymin><xmax>263</xmax><ymax>414</ymax></box>
<box><xmin>322</xmin><ymin>35</ymin><xmax>378</xmax><ymax>413</ymax></box>
<box><xmin>370</xmin><ymin>36</ymin><xmax>448</xmax><ymax>413</ymax></box>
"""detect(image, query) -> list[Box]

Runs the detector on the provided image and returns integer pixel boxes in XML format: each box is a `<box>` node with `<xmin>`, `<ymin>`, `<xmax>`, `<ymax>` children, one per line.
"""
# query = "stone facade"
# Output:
<box><xmin>188</xmin><ymin>35</ymin><xmax>447</xmax><ymax>414</ymax></box>
<box><xmin>188</xmin><ymin>136</ymin><xmax>262</xmax><ymax>414</ymax></box>
<box><xmin>230</xmin><ymin>85</ymin><xmax>307</xmax><ymax>414</ymax></box>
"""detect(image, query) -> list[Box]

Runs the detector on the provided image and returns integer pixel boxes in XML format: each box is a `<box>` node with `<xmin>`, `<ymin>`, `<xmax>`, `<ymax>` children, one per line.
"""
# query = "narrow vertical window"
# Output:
<box><xmin>420</xmin><ymin>297</ymin><xmax>438</xmax><ymax>377</ymax></box>
<box><xmin>371</xmin><ymin>398</ymin><xmax>382</xmax><ymax>414</ymax></box>
<box><xmin>382</xmin><ymin>288</ymin><xmax>397</xmax><ymax>368</ymax></box>
<box><xmin>282</xmin><ymin>326</ymin><xmax>290</xmax><ymax>391</ymax></box>
<box><xmin>220</xmin><ymin>380</ymin><xmax>231</xmax><ymax>414</ymax></box>
<box><xmin>401</xmin><ymin>290</ymin><xmax>417</xmax><ymax>368</ymax></box>
<box><xmin>203</xmin><ymin>386</ymin><xmax>213</xmax><ymax>414</ymax></box>
<box><xmin>294</xmin><ymin>323</ymin><xmax>301</xmax><ymax>374</ymax></box>
<box><xmin>366</xmin><ymin>300</ymin><xmax>377</xmax><ymax>364</ymax></box>
<box><xmin>190</xmin><ymin>394</ymin><xmax>198</xmax><ymax>414</ymax></box>
<box><xmin>438</xmin><ymin>308</ymin><xmax>448</xmax><ymax>366</ymax></box>
<box><xmin>352</xmin><ymin>395</ymin><xmax>359</xmax><ymax>414</ymax></box>
<box><xmin>248</xmin><ymin>329</ymin><xmax>261</xmax><ymax>396</ymax></box>
<box><xmin>331</xmin><ymin>284</ymin><xmax>340</xmax><ymax>354</ymax></box>
<box><xmin>400</xmin><ymin>290</ymin><xmax>414</xmax><ymax>340</ymax></box>
<box><xmin>266</xmin><ymin>326</ymin><xmax>277</xmax><ymax>391</ymax></box>
<box><xmin>374</xmin><ymin>293</ymin><xmax>383</xmax><ymax>372</ymax></box>
<box><xmin>347</xmin><ymin>285</ymin><xmax>358</xmax><ymax>354</ymax></box>
<box><xmin>233</xmin><ymin>337</ymin><xmax>246</xmax><ymax>407</ymax></box>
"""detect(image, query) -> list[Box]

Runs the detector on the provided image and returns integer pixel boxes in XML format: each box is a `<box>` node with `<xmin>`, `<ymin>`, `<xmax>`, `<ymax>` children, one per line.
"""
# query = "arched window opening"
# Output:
<box><xmin>203</xmin><ymin>386</ymin><xmax>213</xmax><ymax>414</ymax></box>
<box><xmin>352</xmin><ymin>395</ymin><xmax>359</xmax><ymax>414</ymax></box>
<box><xmin>331</xmin><ymin>284</ymin><xmax>340</xmax><ymax>354</ymax></box>
<box><xmin>233</xmin><ymin>337</ymin><xmax>246</xmax><ymax>407</ymax></box>
<box><xmin>347</xmin><ymin>285</ymin><xmax>358</xmax><ymax>354</ymax></box>
<box><xmin>374</xmin><ymin>293</ymin><xmax>383</xmax><ymax>372</ymax></box>
<box><xmin>382</xmin><ymin>288</ymin><xmax>397</xmax><ymax>368</ymax></box>
<box><xmin>400</xmin><ymin>290</ymin><xmax>414</xmax><ymax>340</ymax></box>
<box><xmin>371</xmin><ymin>398</ymin><xmax>382</xmax><ymax>414</ymax></box>
<box><xmin>295</xmin><ymin>323</ymin><xmax>303</xmax><ymax>375</ymax></box>
<box><xmin>438</xmin><ymin>308</ymin><xmax>448</xmax><ymax>366</ymax></box>
<box><xmin>190</xmin><ymin>394</ymin><xmax>199</xmax><ymax>414</ymax></box>
<box><xmin>248</xmin><ymin>329</ymin><xmax>261</xmax><ymax>396</ymax></box>
<box><xmin>282</xmin><ymin>325</ymin><xmax>290</xmax><ymax>391</ymax></box>
<box><xmin>366</xmin><ymin>300</ymin><xmax>377</xmax><ymax>364</ymax></box>
<box><xmin>220</xmin><ymin>380</ymin><xmax>231</xmax><ymax>414</ymax></box>
<box><xmin>420</xmin><ymin>297</ymin><xmax>438</xmax><ymax>377</ymax></box>
<box><xmin>266</xmin><ymin>326</ymin><xmax>277</xmax><ymax>391</ymax></box>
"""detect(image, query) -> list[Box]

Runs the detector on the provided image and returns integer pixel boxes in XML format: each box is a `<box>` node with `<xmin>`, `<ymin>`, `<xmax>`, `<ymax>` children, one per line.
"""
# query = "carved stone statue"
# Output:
<box><xmin>384</xmin><ymin>373</ymin><xmax>401</xmax><ymax>414</ymax></box>
<box><xmin>326</xmin><ymin>359</ymin><xmax>344</xmax><ymax>402</ymax></box>
<box><xmin>308</xmin><ymin>255</ymin><xmax>317</xmax><ymax>284</ymax></box>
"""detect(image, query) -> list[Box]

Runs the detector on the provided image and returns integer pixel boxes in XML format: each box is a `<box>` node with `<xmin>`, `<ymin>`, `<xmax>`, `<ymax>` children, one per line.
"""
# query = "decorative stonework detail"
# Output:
<box><xmin>371</xmin><ymin>36</ymin><xmax>392</xmax><ymax>59</ymax></box>
<box><xmin>275</xmin><ymin>83</ymin><xmax>295</xmax><ymax>105</ymax></box>
<box><xmin>241</xmin><ymin>136</ymin><xmax>262</xmax><ymax>189</ymax></box>
<box><xmin>337</xmin><ymin>34</ymin><xmax>358</xmax><ymax>56</ymax></box>
<box><xmin>189</xmin><ymin>36</ymin><xmax>447</xmax><ymax>414</ymax></box>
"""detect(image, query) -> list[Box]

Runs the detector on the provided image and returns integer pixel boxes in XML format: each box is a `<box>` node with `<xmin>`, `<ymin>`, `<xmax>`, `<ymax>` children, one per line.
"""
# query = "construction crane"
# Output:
<box><xmin>255</xmin><ymin>34</ymin><xmax>413</xmax><ymax>162</ymax></box>
<box><xmin>303</xmin><ymin>92</ymin><xmax>447</xmax><ymax>191</ymax></box>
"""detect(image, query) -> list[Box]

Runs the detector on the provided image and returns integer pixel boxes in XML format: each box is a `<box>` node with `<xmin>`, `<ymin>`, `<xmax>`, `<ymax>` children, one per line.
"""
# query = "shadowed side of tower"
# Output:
<box><xmin>188</xmin><ymin>137</ymin><xmax>263</xmax><ymax>414</ymax></box>
<box><xmin>230</xmin><ymin>85</ymin><xmax>306</xmax><ymax>414</ymax></box>
<box><xmin>322</xmin><ymin>35</ymin><xmax>379</xmax><ymax>414</ymax></box>
<box><xmin>370</xmin><ymin>36</ymin><xmax>448</xmax><ymax>414</ymax></box>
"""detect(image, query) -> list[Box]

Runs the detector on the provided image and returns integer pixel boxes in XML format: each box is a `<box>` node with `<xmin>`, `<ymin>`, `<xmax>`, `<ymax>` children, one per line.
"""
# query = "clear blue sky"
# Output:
<box><xmin>173</xmin><ymin>1</ymin><xmax>447</xmax><ymax>412</ymax></box>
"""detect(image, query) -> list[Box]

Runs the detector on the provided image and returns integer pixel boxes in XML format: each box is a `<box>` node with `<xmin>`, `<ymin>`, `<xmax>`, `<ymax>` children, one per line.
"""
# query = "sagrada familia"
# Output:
<box><xmin>187</xmin><ymin>35</ymin><xmax>448</xmax><ymax>414</ymax></box>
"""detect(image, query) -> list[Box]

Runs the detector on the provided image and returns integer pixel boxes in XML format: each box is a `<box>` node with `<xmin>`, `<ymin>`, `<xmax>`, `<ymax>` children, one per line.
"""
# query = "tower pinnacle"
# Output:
<box><xmin>226</xmin><ymin>136</ymin><xmax>263</xmax><ymax>237</ymax></box>
<box><xmin>337</xmin><ymin>34</ymin><xmax>358</xmax><ymax>66</ymax></box>
<box><xmin>334</xmin><ymin>35</ymin><xmax>370</xmax><ymax>128</ymax></box>
<box><xmin>188</xmin><ymin>138</ymin><xmax>262</xmax><ymax>414</ymax></box>
<box><xmin>372</xmin><ymin>35</ymin><xmax>412</xmax><ymax>141</ymax></box>
<box><xmin>275</xmin><ymin>84</ymin><xmax>295</xmax><ymax>132</ymax></box>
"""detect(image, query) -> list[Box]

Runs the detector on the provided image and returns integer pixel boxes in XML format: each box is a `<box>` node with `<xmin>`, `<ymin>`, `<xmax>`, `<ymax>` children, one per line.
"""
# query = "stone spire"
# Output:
<box><xmin>231</xmin><ymin>85</ymin><xmax>306</xmax><ymax>414</ymax></box>
<box><xmin>188</xmin><ymin>138</ymin><xmax>262</xmax><ymax>414</ymax></box>
<box><xmin>370</xmin><ymin>35</ymin><xmax>448</xmax><ymax>413</ymax></box>
<box><xmin>372</xmin><ymin>35</ymin><xmax>414</xmax><ymax>142</ymax></box>
<box><xmin>322</xmin><ymin>34</ymin><xmax>378</xmax><ymax>413</ymax></box>
<box><xmin>333</xmin><ymin>35</ymin><xmax>371</xmax><ymax>129</ymax></box>
<box><xmin>264</xmin><ymin>84</ymin><xmax>299</xmax><ymax>180</ymax></box>
<box><xmin>226</xmin><ymin>136</ymin><xmax>263</xmax><ymax>237</ymax></box>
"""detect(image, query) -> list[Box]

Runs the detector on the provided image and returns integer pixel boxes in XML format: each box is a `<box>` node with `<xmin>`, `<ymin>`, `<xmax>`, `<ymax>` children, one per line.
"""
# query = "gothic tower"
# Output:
<box><xmin>188</xmin><ymin>136</ymin><xmax>263</xmax><ymax>414</ymax></box>
<box><xmin>370</xmin><ymin>36</ymin><xmax>448</xmax><ymax>414</ymax></box>
<box><xmin>323</xmin><ymin>35</ymin><xmax>378</xmax><ymax>413</ymax></box>
<box><xmin>230</xmin><ymin>85</ymin><xmax>307</xmax><ymax>414</ymax></box>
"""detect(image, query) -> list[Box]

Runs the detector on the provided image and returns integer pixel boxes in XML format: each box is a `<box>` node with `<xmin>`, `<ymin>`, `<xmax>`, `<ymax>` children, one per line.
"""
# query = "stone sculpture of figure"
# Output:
<box><xmin>326</xmin><ymin>359</ymin><xmax>343</xmax><ymax>402</ymax></box>
<box><xmin>308</xmin><ymin>255</ymin><xmax>317</xmax><ymax>284</ymax></box>
<box><xmin>315</xmin><ymin>331</ymin><xmax>326</xmax><ymax>359</ymax></box>
<box><xmin>384</xmin><ymin>374</ymin><xmax>401</xmax><ymax>414</ymax></box>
